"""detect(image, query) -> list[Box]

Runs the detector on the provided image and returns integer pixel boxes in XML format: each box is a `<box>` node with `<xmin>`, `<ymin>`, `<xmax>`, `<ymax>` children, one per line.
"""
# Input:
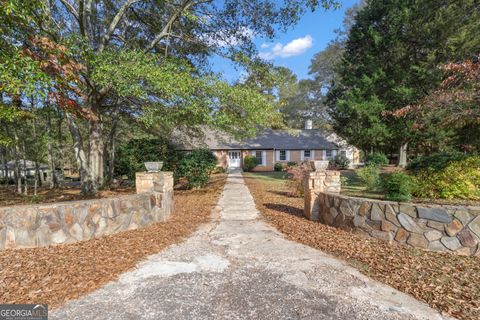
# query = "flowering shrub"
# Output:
<box><xmin>285</xmin><ymin>162</ymin><xmax>312</xmax><ymax>197</ymax></box>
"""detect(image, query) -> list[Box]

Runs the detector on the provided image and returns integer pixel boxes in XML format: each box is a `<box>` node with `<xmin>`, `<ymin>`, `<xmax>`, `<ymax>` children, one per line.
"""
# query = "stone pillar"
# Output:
<box><xmin>304</xmin><ymin>170</ymin><xmax>341</xmax><ymax>221</ymax></box>
<box><xmin>135</xmin><ymin>171</ymin><xmax>173</xmax><ymax>194</ymax></box>
<box><xmin>135</xmin><ymin>171</ymin><xmax>174</xmax><ymax>220</ymax></box>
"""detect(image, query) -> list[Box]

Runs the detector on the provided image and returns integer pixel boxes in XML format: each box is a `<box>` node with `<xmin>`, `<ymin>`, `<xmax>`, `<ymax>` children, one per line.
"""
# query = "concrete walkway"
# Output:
<box><xmin>52</xmin><ymin>172</ymin><xmax>451</xmax><ymax>320</ymax></box>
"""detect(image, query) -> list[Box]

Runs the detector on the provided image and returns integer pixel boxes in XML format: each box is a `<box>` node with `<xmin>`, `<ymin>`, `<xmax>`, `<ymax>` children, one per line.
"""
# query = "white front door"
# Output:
<box><xmin>228</xmin><ymin>151</ymin><xmax>241</xmax><ymax>168</ymax></box>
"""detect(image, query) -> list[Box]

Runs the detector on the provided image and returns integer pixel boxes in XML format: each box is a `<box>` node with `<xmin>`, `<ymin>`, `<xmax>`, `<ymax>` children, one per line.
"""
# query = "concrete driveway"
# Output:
<box><xmin>52</xmin><ymin>172</ymin><xmax>452</xmax><ymax>320</ymax></box>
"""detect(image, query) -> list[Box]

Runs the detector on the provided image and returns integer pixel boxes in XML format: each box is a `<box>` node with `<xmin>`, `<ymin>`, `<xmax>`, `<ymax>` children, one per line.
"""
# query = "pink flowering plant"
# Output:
<box><xmin>285</xmin><ymin>162</ymin><xmax>312</xmax><ymax>197</ymax></box>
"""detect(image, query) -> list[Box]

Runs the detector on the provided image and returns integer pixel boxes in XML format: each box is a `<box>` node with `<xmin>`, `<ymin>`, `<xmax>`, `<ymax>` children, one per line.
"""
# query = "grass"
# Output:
<box><xmin>340</xmin><ymin>170</ymin><xmax>385</xmax><ymax>200</ymax></box>
<box><xmin>243</xmin><ymin>173</ymin><xmax>480</xmax><ymax>320</ymax></box>
<box><xmin>243</xmin><ymin>171</ymin><xmax>287</xmax><ymax>184</ymax></box>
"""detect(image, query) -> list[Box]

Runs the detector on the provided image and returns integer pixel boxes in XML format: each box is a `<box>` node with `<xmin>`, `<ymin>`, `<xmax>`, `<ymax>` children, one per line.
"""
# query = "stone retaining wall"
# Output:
<box><xmin>312</xmin><ymin>192</ymin><xmax>480</xmax><ymax>256</ymax></box>
<box><xmin>0</xmin><ymin>172</ymin><xmax>173</xmax><ymax>250</ymax></box>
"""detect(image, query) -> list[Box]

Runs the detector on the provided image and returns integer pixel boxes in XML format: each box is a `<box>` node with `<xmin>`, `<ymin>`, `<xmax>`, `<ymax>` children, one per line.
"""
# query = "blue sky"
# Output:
<box><xmin>210</xmin><ymin>0</ymin><xmax>358</xmax><ymax>82</ymax></box>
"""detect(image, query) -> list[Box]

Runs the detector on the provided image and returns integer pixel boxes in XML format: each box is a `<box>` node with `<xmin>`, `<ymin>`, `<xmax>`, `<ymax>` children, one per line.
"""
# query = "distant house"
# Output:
<box><xmin>0</xmin><ymin>160</ymin><xmax>50</xmax><ymax>180</ymax></box>
<box><xmin>171</xmin><ymin>121</ymin><xmax>365</xmax><ymax>171</ymax></box>
<box><xmin>325</xmin><ymin>133</ymin><xmax>361</xmax><ymax>168</ymax></box>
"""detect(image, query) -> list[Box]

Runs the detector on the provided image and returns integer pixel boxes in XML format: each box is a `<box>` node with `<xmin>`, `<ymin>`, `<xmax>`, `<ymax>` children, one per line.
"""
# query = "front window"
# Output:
<box><xmin>303</xmin><ymin>150</ymin><xmax>311</xmax><ymax>159</ymax></box>
<box><xmin>255</xmin><ymin>151</ymin><xmax>263</xmax><ymax>165</ymax></box>
<box><xmin>279</xmin><ymin>150</ymin><xmax>287</xmax><ymax>161</ymax></box>
<box><xmin>326</xmin><ymin>150</ymin><xmax>332</xmax><ymax>159</ymax></box>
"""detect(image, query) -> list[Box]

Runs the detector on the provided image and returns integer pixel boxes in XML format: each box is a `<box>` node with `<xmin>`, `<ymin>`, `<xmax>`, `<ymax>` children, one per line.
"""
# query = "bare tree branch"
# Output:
<box><xmin>99</xmin><ymin>0</ymin><xmax>141</xmax><ymax>52</ymax></box>
<box><xmin>144</xmin><ymin>0</ymin><xmax>201</xmax><ymax>53</ymax></box>
<box><xmin>59</xmin><ymin>0</ymin><xmax>80</xmax><ymax>22</ymax></box>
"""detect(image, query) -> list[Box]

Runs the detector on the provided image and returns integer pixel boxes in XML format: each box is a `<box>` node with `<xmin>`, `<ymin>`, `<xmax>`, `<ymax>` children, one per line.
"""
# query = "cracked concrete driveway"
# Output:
<box><xmin>52</xmin><ymin>172</ymin><xmax>452</xmax><ymax>320</ymax></box>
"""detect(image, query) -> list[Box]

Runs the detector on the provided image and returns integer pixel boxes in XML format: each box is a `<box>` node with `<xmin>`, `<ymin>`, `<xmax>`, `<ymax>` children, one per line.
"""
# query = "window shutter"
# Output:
<box><xmin>311</xmin><ymin>150</ymin><xmax>315</xmax><ymax>159</ymax></box>
<box><xmin>323</xmin><ymin>150</ymin><xmax>326</xmax><ymax>160</ymax></box>
<box><xmin>286</xmin><ymin>150</ymin><xmax>290</xmax><ymax>161</ymax></box>
<box><xmin>276</xmin><ymin>150</ymin><xmax>280</xmax><ymax>161</ymax></box>
<box><xmin>300</xmin><ymin>151</ymin><xmax>304</xmax><ymax>161</ymax></box>
<box><xmin>262</xmin><ymin>151</ymin><xmax>266</xmax><ymax>166</ymax></box>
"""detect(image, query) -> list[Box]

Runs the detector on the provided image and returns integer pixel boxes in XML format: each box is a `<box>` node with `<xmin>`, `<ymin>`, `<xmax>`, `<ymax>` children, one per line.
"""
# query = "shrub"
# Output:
<box><xmin>212</xmin><ymin>166</ymin><xmax>226</xmax><ymax>174</ymax></box>
<box><xmin>115</xmin><ymin>138</ymin><xmax>180</xmax><ymax>180</ymax></box>
<box><xmin>406</xmin><ymin>152</ymin><xmax>469</xmax><ymax>173</ymax></box>
<box><xmin>340</xmin><ymin>176</ymin><xmax>349</xmax><ymax>187</ymax></box>
<box><xmin>243</xmin><ymin>155</ymin><xmax>260</xmax><ymax>172</ymax></box>
<box><xmin>382</xmin><ymin>172</ymin><xmax>413</xmax><ymax>202</ymax></box>
<box><xmin>177</xmin><ymin>149</ymin><xmax>217</xmax><ymax>188</ymax></box>
<box><xmin>287</xmin><ymin>161</ymin><xmax>298</xmax><ymax>167</ymax></box>
<box><xmin>412</xmin><ymin>156</ymin><xmax>480</xmax><ymax>199</ymax></box>
<box><xmin>285</xmin><ymin>162</ymin><xmax>312</xmax><ymax>197</ymax></box>
<box><xmin>274</xmin><ymin>163</ymin><xmax>283</xmax><ymax>171</ymax></box>
<box><xmin>356</xmin><ymin>164</ymin><xmax>381</xmax><ymax>191</ymax></box>
<box><xmin>331</xmin><ymin>154</ymin><xmax>350</xmax><ymax>169</ymax></box>
<box><xmin>365</xmin><ymin>152</ymin><xmax>389</xmax><ymax>166</ymax></box>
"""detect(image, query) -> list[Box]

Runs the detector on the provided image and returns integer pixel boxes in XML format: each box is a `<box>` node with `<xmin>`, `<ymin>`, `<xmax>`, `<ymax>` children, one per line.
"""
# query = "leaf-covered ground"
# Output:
<box><xmin>0</xmin><ymin>185</ymin><xmax>136</xmax><ymax>207</ymax></box>
<box><xmin>243</xmin><ymin>172</ymin><xmax>480</xmax><ymax>320</ymax></box>
<box><xmin>0</xmin><ymin>174</ymin><xmax>226</xmax><ymax>309</ymax></box>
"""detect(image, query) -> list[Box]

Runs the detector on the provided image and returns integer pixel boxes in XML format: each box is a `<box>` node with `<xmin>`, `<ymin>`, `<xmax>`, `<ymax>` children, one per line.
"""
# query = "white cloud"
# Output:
<box><xmin>203</xmin><ymin>27</ymin><xmax>254</xmax><ymax>47</ymax></box>
<box><xmin>259</xmin><ymin>35</ymin><xmax>313</xmax><ymax>59</ymax></box>
<box><xmin>260</xmin><ymin>43</ymin><xmax>270</xmax><ymax>49</ymax></box>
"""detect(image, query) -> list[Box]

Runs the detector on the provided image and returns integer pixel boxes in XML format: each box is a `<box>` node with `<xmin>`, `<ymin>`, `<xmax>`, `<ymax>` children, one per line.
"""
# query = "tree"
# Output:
<box><xmin>1</xmin><ymin>0</ymin><xmax>338</xmax><ymax>194</ymax></box>
<box><xmin>389</xmin><ymin>56</ymin><xmax>480</xmax><ymax>151</ymax></box>
<box><xmin>327</xmin><ymin>0</ymin><xmax>480</xmax><ymax>163</ymax></box>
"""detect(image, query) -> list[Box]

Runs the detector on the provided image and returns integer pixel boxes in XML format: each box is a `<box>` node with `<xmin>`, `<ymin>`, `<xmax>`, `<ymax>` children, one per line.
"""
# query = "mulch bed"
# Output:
<box><xmin>0</xmin><ymin>174</ymin><xmax>226</xmax><ymax>309</ymax></box>
<box><xmin>243</xmin><ymin>174</ymin><xmax>480</xmax><ymax>320</ymax></box>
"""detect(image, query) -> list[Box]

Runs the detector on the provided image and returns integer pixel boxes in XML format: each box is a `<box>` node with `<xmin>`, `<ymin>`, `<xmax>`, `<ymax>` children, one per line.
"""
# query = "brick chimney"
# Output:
<box><xmin>304</xmin><ymin>119</ymin><xmax>313</xmax><ymax>130</ymax></box>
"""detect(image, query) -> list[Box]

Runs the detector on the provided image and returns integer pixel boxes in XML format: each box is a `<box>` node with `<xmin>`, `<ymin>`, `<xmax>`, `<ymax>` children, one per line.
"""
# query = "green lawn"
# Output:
<box><xmin>242</xmin><ymin>171</ymin><xmax>287</xmax><ymax>185</ymax></box>
<box><xmin>340</xmin><ymin>170</ymin><xmax>385</xmax><ymax>200</ymax></box>
<box><xmin>244</xmin><ymin>169</ymin><xmax>385</xmax><ymax>200</ymax></box>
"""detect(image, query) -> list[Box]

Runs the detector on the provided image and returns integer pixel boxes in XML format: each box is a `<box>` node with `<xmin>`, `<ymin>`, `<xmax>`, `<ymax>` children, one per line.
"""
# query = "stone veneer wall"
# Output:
<box><xmin>0</xmin><ymin>172</ymin><xmax>173</xmax><ymax>250</ymax></box>
<box><xmin>312</xmin><ymin>192</ymin><xmax>480</xmax><ymax>256</ymax></box>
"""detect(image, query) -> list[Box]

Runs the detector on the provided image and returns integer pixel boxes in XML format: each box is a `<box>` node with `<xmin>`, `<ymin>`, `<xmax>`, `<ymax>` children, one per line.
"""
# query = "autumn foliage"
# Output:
<box><xmin>388</xmin><ymin>55</ymin><xmax>480</xmax><ymax>128</ymax></box>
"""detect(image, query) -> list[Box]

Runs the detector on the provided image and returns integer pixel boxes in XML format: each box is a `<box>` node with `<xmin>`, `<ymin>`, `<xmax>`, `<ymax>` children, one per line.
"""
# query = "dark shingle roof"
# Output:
<box><xmin>171</xmin><ymin>127</ymin><xmax>338</xmax><ymax>150</ymax></box>
<box><xmin>243</xmin><ymin>129</ymin><xmax>338</xmax><ymax>150</ymax></box>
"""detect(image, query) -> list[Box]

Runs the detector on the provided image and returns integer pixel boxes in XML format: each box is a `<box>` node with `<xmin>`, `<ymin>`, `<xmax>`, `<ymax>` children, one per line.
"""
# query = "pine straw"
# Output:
<box><xmin>0</xmin><ymin>174</ymin><xmax>226</xmax><ymax>309</ymax></box>
<box><xmin>243</xmin><ymin>174</ymin><xmax>480</xmax><ymax>320</ymax></box>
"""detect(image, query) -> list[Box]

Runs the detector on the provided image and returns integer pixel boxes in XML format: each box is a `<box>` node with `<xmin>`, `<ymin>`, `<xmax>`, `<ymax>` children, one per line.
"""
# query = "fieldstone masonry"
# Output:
<box><xmin>0</xmin><ymin>171</ymin><xmax>174</xmax><ymax>250</ymax></box>
<box><xmin>304</xmin><ymin>170</ymin><xmax>341</xmax><ymax>221</ymax></box>
<box><xmin>304</xmin><ymin>171</ymin><xmax>480</xmax><ymax>256</ymax></box>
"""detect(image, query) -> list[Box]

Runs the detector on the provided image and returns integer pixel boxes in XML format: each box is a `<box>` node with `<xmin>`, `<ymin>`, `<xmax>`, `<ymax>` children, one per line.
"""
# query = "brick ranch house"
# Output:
<box><xmin>171</xmin><ymin>122</ymin><xmax>360</xmax><ymax>171</ymax></box>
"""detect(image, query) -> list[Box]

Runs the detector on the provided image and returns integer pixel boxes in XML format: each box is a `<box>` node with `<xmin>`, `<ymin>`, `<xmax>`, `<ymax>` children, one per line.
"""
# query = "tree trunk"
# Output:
<box><xmin>107</xmin><ymin>115</ymin><xmax>118</xmax><ymax>187</ymax></box>
<box><xmin>13</xmin><ymin>130</ymin><xmax>21</xmax><ymax>194</ymax></box>
<box><xmin>398</xmin><ymin>142</ymin><xmax>408</xmax><ymax>167</ymax></box>
<box><xmin>46</xmin><ymin>110</ymin><xmax>58</xmax><ymax>188</ymax></box>
<box><xmin>0</xmin><ymin>147</ymin><xmax>7</xmax><ymax>185</ymax></box>
<box><xmin>66</xmin><ymin>113</ymin><xmax>96</xmax><ymax>195</ymax></box>
<box><xmin>88</xmin><ymin>114</ymin><xmax>104</xmax><ymax>190</ymax></box>
<box><xmin>56</xmin><ymin>109</ymin><xmax>65</xmax><ymax>184</ymax></box>
<box><xmin>22</xmin><ymin>145</ymin><xmax>28</xmax><ymax>195</ymax></box>
<box><xmin>34</xmin><ymin>161</ymin><xmax>40</xmax><ymax>195</ymax></box>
